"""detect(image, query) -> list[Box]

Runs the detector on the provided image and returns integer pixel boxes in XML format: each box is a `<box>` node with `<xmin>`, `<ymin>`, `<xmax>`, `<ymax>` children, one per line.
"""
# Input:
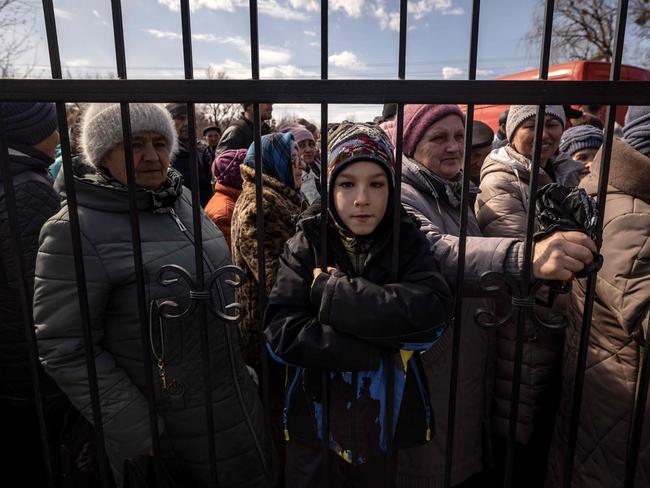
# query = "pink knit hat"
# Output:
<box><xmin>397</xmin><ymin>104</ymin><xmax>465</xmax><ymax>157</ymax></box>
<box><xmin>276</xmin><ymin>122</ymin><xmax>315</xmax><ymax>144</ymax></box>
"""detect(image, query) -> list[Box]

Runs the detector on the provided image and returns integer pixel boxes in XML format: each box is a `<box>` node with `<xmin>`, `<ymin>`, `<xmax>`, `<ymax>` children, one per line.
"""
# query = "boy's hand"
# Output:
<box><xmin>532</xmin><ymin>231</ymin><xmax>596</xmax><ymax>281</ymax></box>
<box><xmin>312</xmin><ymin>267</ymin><xmax>337</xmax><ymax>285</ymax></box>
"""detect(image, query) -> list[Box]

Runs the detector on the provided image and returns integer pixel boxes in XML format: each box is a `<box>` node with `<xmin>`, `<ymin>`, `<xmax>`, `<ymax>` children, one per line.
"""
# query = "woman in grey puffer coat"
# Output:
<box><xmin>33</xmin><ymin>103</ymin><xmax>269</xmax><ymax>487</ymax></box>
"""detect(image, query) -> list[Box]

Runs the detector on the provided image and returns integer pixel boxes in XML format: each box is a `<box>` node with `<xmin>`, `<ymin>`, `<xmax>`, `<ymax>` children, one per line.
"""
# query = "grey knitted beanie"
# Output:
<box><xmin>80</xmin><ymin>103</ymin><xmax>178</xmax><ymax>166</ymax></box>
<box><xmin>559</xmin><ymin>125</ymin><xmax>604</xmax><ymax>157</ymax></box>
<box><xmin>622</xmin><ymin>105</ymin><xmax>650</xmax><ymax>155</ymax></box>
<box><xmin>506</xmin><ymin>105</ymin><xmax>566</xmax><ymax>142</ymax></box>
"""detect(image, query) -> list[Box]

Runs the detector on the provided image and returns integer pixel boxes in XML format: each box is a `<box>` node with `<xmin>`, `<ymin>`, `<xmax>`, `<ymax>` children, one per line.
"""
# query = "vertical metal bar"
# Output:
<box><xmin>443</xmin><ymin>1</ymin><xmax>481</xmax><ymax>486</ymax></box>
<box><xmin>504</xmin><ymin>1</ymin><xmax>555</xmax><ymax>487</ymax></box>
<box><xmin>0</xmin><ymin>117</ymin><xmax>56</xmax><ymax>488</ymax></box>
<box><xmin>564</xmin><ymin>1</ymin><xmax>629</xmax><ymax>486</ymax></box>
<box><xmin>179</xmin><ymin>1</ymin><xmax>219</xmax><ymax>485</ymax></box>
<box><xmin>248</xmin><ymin>0</ymin><xmax>274</xmax><ymax>475</ymax></box>
<box><xmin>40</xmin><ymin>1</ymin><xmax>112</xmax><ymax>485</ymax></box>
<box><xmin>625</xmin><ymin>327</ymin><xmax>650</xmax><ymax>487</ymax></box>
<box><xmin>385</xmin><ymin>0</ymin><xmax>408</xmax><ymax>468</ymax></box>
<box><xmin>109</xmin><ymin>1</ymin><xmax>163</xmax><ymax>484</ymax></box>
<box><xmin>319</xmin><ymin>0</ymin><xmax>330</xmax><ymax>484</ymax></box>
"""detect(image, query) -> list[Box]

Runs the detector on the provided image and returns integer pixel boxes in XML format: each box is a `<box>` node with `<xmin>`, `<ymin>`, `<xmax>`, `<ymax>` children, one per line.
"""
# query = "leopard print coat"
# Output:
<box><xmin>230</xmin><ymin>164</ymin><xmax>305</xmax><ymax>370</ymax></box>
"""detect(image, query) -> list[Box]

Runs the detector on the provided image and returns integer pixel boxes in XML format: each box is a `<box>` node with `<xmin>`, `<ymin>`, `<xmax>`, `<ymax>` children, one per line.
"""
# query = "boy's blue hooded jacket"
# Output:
<box><xmin>264</xmin><ymin>201</ymin><xmax>452</xmax><ymax>465</ymax></box>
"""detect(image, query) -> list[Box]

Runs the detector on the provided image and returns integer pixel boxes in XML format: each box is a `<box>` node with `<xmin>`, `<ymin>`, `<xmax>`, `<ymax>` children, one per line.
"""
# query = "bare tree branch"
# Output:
<box><xmin>0</xmin><ymin>0</ymin><xmax>37</xmax><ymax>78</ymax></box>
<box><xmin>524</xmin><ymin>0</ymin><xmax>650</xmax><ymax>66</ymax></box>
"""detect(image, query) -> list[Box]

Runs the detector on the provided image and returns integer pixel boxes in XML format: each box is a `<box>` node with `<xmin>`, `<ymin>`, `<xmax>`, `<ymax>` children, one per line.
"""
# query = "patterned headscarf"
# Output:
<box><xmin>244</xmin><ymin>132</ymin><xmax>296</xmax><ymax>189</ymax></box>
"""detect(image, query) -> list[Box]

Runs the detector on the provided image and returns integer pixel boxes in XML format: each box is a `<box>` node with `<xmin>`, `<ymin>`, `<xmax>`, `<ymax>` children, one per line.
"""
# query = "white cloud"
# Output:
<box><xmin>259</xmin><ymin>0</ymin><xmax>311</xmax><ymax>20</ymax></box>
<box><xmin>260</xmin><ymin>47</ymin><xmax>292</xmax><ymax>65</ymax></box>
<box><xmin>444</xmin><ymin>7</ymin><xmax>463</xmax><ymax>15</ymax></box>
<box><xmin>54</xmin><ymin>8</ymin><xmax>74</xmax><ymax>19</ymax></box>
<box><xmin>408</xmin><ymin>0</ymin><xmax>463</xmax><ymax>20</ymax></box>
<box><xmin>158</xmin><ymin>0</ymin><xmax>245</xmax><ymax>13</ymax></box>
<box><xmin>329</xmin><ymin>51</ymin><xmax>366</xmax><ymax>70</ymax></box>
<box><xmin>64</xmin><ymin>58</ymin><xmax>91</xmax><ymax>67</ymax></box>
<box><xmin>477</xmin><ymin>69</ymin><xmax>495</xmax><ymax>77</ymax></box>
<box><xmin>92</xmin><ymin>9</ymin><xmax>102</xmax><ymax>19</ymax></box>
<box><xmin>442</xmin><ymin>66</ymin><xmax>463</xmax><ymax>79</ymax></box>
<box><xmin>143</xmin><ymin>30</ymin><xmax>291</xmax><ymax>65</ymax></box>
<box><xmin>289</xmin><ymin>0</ymin><xmax>320</xmax><ymax>12</ymax></box>
<box><xmin>206</xmin><ymin>59</ymin><xmax>251</xmax><ymax>78</ymax></box>
<box><xmin>310</xmin><ymin>42</ymin><xmax>320</xmax><ymax>48</ymax></box>
<box><xmin>158</xmin><ymin>0</ymin><xmax>310</xmax><ymax>19</ymax></box>
<box><xmin>260</xmin><ymin>64</ymin><xmax>318</xmax><ymax>78</ymax></box>
<box><xmin>372</xmin><ymin>5</ymin><xmax>400</xmax><ymax>31</ymax></box>
<box><xmin>331</xmin><ymin>0</ymin><xmax>364</xmax><ymax>17</ymax></box>
<box><xmin>145</xmin><ymin>29</ymin><xmax>182</xmax><ymax>40</ymax></box>
<box><xmin>304</xmin><ymin>30</ymin><xmax>317</xmax><ymax>37</ymax></box>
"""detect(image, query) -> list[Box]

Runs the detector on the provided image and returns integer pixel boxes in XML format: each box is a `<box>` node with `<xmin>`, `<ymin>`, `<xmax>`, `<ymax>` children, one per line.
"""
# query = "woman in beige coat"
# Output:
<box><xmin>545</xmin><ymin>107</ymin><xmax>650</xmax><ymax>488</ymax></box>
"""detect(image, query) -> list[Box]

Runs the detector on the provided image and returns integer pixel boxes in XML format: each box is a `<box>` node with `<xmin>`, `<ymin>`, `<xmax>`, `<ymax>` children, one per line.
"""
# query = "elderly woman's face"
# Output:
<box><xmin>102</xmin><ymin>131</ymin><xmax>171</xmax><ymax>190</ymax></box>
<box><xmin>512</xmin><ymin>115</ymin><xmax>563</xmax><ymax>164</ymax></box>
<box><xmin>291</xmin><ymin>143</ymin><xmax>304</xmax><ymax>190</ymax></box>
<box><xmin>413</xmin><ymin>114</ymin><xmax>465</xmax><ymax>180</ymax></box>
<box><xmin>298</xmin><ymin>139</ymin><xmax>317</xmax><ymax>165</ymax></box>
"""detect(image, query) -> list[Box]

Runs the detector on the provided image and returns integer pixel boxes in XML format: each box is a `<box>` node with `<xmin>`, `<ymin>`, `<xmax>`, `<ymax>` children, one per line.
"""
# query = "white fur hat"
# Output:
<box><xmin>80</xmin><ymin>103</ymin><xmax>178</xmax><ymax>166</ymax></box>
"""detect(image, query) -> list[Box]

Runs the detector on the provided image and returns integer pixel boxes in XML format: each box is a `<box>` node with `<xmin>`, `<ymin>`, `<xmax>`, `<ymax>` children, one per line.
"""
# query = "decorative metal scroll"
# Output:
<box><xmin>473</xmin><ymin>268</ymin><xmax>601</xmax><ymax>331</ymax></box>
<box><xmin>153</xmin><ymin>263</ymin><xmax>247</xmax><ymax>322</ymax></box>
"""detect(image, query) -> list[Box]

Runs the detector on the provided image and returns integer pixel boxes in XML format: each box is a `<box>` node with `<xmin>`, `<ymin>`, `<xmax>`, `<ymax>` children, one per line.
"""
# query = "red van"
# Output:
<box><xmin>472</xmin><ymin>60</ymin><xmax>650</xmax><ymax>131</ymax></box>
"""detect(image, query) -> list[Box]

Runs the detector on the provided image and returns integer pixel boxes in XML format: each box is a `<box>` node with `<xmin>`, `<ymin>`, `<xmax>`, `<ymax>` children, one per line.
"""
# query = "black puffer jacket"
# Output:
<box><xmin>0</xmin><ymin>144</ymin><xmax>61</xmax><ymax>403</ymax></box>
<box><xmin>34</xmin><ymin>168</ymin><xmax>270</xmax><ymax>487</ymax></box>
<box><xmin>265</xmin><ymin>203</ymin><xmax>453</xmax><ymax>464</ymax></box>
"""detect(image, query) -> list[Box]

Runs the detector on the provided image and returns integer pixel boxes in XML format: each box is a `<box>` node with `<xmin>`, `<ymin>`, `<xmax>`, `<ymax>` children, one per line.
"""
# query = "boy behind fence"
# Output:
<box><xmin>264</xmin><ymin>122</ymin><xmax>453</xmax><ymax>487</ymax></box>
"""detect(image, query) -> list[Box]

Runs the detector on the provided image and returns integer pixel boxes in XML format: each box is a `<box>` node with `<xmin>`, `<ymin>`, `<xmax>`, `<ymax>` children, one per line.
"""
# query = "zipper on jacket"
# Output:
<box><xmin>411</xmin><ymin>358</ymin><xmax>433</xmax><ymax>442</ymax></box>
<box><xmin>169</xmin><ymin>207</ymin><xmax>187</xmax><ymax>232</ymax></box>
<box><xmin>283</xmin><ymin>367</ymin><xmax>302</xmax><ymax>441</ymax></box>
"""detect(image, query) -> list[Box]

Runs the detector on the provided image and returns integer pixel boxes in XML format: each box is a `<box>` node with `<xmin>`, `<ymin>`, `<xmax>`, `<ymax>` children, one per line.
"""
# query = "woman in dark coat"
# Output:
<box><xmin>34</xmin><ymin>103</ymin><xmax>269</xmax><ymax>487</ymax></box>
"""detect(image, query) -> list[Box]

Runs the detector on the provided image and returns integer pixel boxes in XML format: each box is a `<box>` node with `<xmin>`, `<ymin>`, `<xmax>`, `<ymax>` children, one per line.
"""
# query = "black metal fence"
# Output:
<box><xmin>1</xmin><ymin>0</ymin><xmax>650</xmax><ymax>487</ymax></box>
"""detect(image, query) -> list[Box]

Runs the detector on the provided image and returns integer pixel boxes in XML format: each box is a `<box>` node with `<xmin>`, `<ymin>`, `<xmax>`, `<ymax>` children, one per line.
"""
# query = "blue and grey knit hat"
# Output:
<box><xmin>0</xmin><ymin>102</ymin><xmax>58</xmax><ymax>145</ymax></box>
<box><xmin>622</xmin><ymin>105</ymin><xmax>650</xmax><ymax>155</ymax></box>
<box><xmin>559</xmin><ymin>125</ymin><xmax>604</xmax><ymax>157</ymax></box>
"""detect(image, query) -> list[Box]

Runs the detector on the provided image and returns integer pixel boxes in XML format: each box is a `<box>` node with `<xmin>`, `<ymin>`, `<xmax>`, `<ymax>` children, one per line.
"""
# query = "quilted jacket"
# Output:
<box><xmin>33</xmin><ymin>167</ymin><xmax>270</xmax><ymax>487</ymax></box>
<box><xmin>545</xmin><ymin>139</ymin><xmax>650</xmax><ymax>488</ymax></box>
<box><xmin>264</xmin><ymin>203</ymin><xmax>452</xmax><ymax>465</ymax></box>
<box><xmin>476</xmin><ymin>145</ymin><xmax>580</xmax><ymax>444</ymax></box>
<box><xmin>0</xmin><ymin>144</ymin><xmax>61</xmax><ymax>403</ymax></box>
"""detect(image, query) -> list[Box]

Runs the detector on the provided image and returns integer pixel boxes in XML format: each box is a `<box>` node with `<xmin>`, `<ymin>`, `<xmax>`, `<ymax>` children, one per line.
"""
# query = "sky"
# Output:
<box><xmin>3</xmin><ymin>0</ymin><xmax>633</xmax><ymax>122</ymax></box>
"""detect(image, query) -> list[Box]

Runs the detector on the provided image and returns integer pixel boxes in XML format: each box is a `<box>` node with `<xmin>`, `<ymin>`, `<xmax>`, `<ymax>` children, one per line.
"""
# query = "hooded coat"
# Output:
<box><xmin>397</xmin><ymin>156</ymin><xmax>499</xmax><ymax>487</ymax></box>
<box><xmin>264</xmin><ymin>202</ymin><xmax>452</xmax><ymax>465</ymax></box>
<box><xmin>475</xmin><ymin>144</ymin><xmax>582</xmax><ymax>443</ymax></box>
<box><xmin>33</xmin><ymin>167</ymin><xmax>269</xmax><ymax>487</ymax></box>
<box><xmin>544</xmin><ymin>139</ymin><xmax>650</xmax><ymax>488</ymax></box>
<box><xmin>0</xmin><ymin>144</ymin><xmax>61</xmax><ymax>403</ymax></box>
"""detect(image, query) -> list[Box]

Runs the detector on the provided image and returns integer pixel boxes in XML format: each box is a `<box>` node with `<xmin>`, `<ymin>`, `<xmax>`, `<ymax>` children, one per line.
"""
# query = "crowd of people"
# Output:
<box><xmin>0</xmin><ymin>99</ymin><xmax>648</xmax><ymax>488</ymax></box>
